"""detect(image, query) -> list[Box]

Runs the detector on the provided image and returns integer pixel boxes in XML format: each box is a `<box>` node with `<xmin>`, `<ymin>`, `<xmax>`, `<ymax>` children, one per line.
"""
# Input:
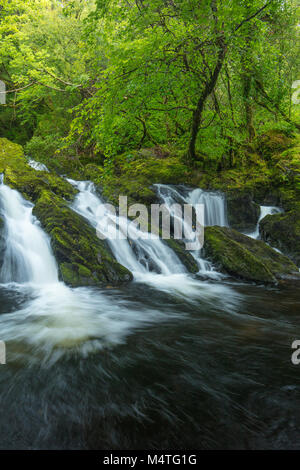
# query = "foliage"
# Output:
<box><xmin>0</xmin><ymin>0</ymin><xmax>299</xmax><ymax>171</ymax></box>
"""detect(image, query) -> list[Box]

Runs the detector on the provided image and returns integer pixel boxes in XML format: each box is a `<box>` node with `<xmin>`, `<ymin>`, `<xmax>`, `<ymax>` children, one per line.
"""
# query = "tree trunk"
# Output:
<box><xmin>242</xmin><ymin>72</ymin><xmax>256</xmax><ymax>142</ymax></box>
<box><xmin>187</xmin><ymin>35</ymin><xmax>226</xmax><ymax>164</ymax></box>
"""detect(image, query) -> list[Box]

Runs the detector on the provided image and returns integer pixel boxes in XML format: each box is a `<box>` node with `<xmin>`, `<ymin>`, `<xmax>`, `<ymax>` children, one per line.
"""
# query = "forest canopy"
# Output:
<box><xmin>0</xmin><ymin>0</ymin><xmax>299</xmax><ymax>169</ymax></box>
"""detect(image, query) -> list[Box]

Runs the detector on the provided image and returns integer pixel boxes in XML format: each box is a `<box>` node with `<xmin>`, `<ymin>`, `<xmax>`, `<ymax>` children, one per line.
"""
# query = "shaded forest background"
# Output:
<box><xmin>0</xmin><ymin>0</ymin><xmax>299</xmax><ymax>176</ymax></box>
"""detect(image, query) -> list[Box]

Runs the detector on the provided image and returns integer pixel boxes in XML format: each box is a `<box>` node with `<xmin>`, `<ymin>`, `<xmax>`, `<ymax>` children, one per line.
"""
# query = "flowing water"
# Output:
<box><xmin>155</xmin><ymin>184</ymin><xmax>227</xmax><ymax>276</ymax></box>
<box><xmin>0</xmin><ymin>176</ymin><xmax>299</xmax><ymax>450</ymax></box>
<box><xmin>27</xmin><ymin>159</ymin><xmax>49</xmax><ymax>172</ymax></box>
<box><xmin>67</xmin><ymin>180</ymin><xmax>228</xmax><ymax>294</ymax></box>
<box><xmin>246</xmin><ymin>205</ymin><xmax>282</xmax><ymax>240</ymax></box>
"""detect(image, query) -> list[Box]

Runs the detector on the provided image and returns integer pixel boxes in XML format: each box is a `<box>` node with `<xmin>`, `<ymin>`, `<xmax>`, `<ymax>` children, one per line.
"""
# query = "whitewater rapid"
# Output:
<box><xmin>0</xmin><ymin>177</ymin><xmax>240</xmax><ymax>363</ymax></box>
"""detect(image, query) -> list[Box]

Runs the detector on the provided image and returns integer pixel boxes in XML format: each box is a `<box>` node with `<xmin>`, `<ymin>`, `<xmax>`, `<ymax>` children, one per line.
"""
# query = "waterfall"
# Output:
<box><xmin>0</xmin><ymin>182</ymin><xmax>58</xmax><ymax>284</ymax></box>
<box><xmin>0</xmin><ymin>178</ymin><xmax>239</xmax><ymax>362</ymax></box>
<box><xmin>186</xmin><ymin>188</ymin><xmax>228</xmax><ymax>227</ymax></box>
<box><xmin>67</xmin><ymin>180</ymin><xmax>185</xmax><ymax>277</ymax></box>
<box><xmin>67</xmin><ymin>180</ymin><xmax>234</xmax><ymax>288</ymax></box>
<box><xmin>155</xmin><ymin>184</ymin><xmax>227</xmax><ymax>277</ymax></box>
<box><xmin>246</xmin><ymin>205</ymin><xmax>282</xmax><ymax>240</ymax></box>
<box><xmin>155</xmin><ymin>184</ymin><xmax>227</xmax><ymax>226</ymax></box>
<box><xmin>27</xmin><ymin>159</ymin><xmax>49</xmax><ymax>172</ymax></box>
<box><xmin>0</xmin><ymin>178</ymin><xmax>189</xmax><ymax>361</ymax></box>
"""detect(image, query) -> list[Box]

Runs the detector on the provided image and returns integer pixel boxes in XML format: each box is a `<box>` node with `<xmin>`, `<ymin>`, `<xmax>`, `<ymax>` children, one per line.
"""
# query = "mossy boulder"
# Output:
<box><xmin>85</xmin><ymin>148</ymin><xmax>191</xmax><ymax>206</ymax></box>
<box><xmin>226</xmin><ymin>191</ymin><xmax>260</xmax><ymax>232</ymax></box>
<box><xmin>33</xmin><ymin>190</ymin><xmax>132</xmax><ymax>287</ymax></box>
<box><xmin>0</xmin><ymin>138</ymin><xmax>132</xmax><ymax>287</ymax></box>
<box><xmin>260</xmin><ymin>208</ymin><xmax>300</xmax><ymax>266</ymax></box>
<box><xmin>165</xmin><ymin>238</ymin><xmax>199</xmax><ymax>274</ymax></box>
<box><xmin>203</xmin><ymin>226</ymin><xmax>299</xmax><ymax>283</ymax></box>
<box><xmin>0</xmin><ymin>138</ymin><xmax>77</xmax><ymax>202</ymax></box>
<box><xmin>255</xmin><ymin>130</ymin><xmax>293</xmax><ymax>161</ymax></box>
<box><xmin>0</xmin><ymin>138</ymin><xmax>24</xmax><ymax>170</ymax></box>
<box><xmin>4</xmin><ymin>166</ymin><xmax>77</xmax><ymax>202</ymax></box>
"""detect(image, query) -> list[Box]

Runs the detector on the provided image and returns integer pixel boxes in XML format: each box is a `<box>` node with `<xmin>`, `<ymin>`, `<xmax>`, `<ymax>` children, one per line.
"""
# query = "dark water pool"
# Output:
<box><xmin>0</xmin><ymin>280</ymin><xmax>300</xmax><ymax>450</ymax></box>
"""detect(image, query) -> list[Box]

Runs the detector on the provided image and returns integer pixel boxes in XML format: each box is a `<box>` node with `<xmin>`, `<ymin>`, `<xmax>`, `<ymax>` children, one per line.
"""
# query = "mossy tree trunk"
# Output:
<box><xmin>187</xmin><ymin>34</ymin><xmax>226</xmax><ymax>165</ymax></box>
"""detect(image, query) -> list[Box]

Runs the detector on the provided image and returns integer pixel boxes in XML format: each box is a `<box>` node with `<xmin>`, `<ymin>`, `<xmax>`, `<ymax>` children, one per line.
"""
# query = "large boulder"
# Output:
<box><xmin>226</xmin><ymin>191</ymin><xmax>260</xmax><ymax>232</ymax></box>
<box><xmin>0</xmin><ymin>138</ymin><xmax>132</xmax><ymax>287</ymax></box>
<box><xmin>260</xmin><ymin>207</ymin><xmax>300</xmax><ymax>266</ymax></box>
<box><xmin>203</xmin><ymin>226</ymin><xmax>299</xmax><ymax>283</ymax></box>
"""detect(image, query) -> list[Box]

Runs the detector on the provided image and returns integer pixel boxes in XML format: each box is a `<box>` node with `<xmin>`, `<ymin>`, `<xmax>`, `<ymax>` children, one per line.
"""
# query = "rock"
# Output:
<box><xmin>255</xmin><ymin>130</ymin><xmax>293</xmax><ymax>161</ymax></box>
<box><xmin>0</xmin><ymin>138</ymin><xmax>77</xmax><ymax>202</ymax></box>
<box><xmin>87</xmin><ymin>149</ymin><xmax>191</xmax><ymax>206</ymax></box>
<box><xmin>260</xmin><ymin>208</ymin><xmax>300</xmax><ymax>266</ymax></box>
<box><xmin>165</xmin><ymin>238</ymin><xmax>199</xmax><ymax>274</ymax></box>
<box><xmin>204</xmin><ymin>226</ymin><xmax>299</xmax><ymax>283</ymax></box>
<box><xmin>0</xmin><ymin>138</ymin><xmax>132</xmax><ymax>287</ymax></box>
<box><xmin>226</xmin><ymin>191</ymin><xmax>260</xmax><ymax>232</ymax></box>
<box><xmin>0</xmin><ymin>217</ymin><xmax>5</xmax><ymax>269</ymax></box>
<box><xmin>33</xmin><ymin>191</ymin><xmax>133</xmax><ymax>287</ymax></box>
<box><xmin>4</xmin><ymin>166</ymin><xmax>77</xmax><ymax>202</ymax></box>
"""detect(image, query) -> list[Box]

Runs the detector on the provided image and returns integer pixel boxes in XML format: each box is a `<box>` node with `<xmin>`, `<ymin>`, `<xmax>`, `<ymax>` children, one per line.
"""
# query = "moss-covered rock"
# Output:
<box><xmin>85</xmin><ymin>148</ymin><xmax>191</xmax><ymax>206</ymax></box>
<box><xmin>0</xmin><ymin>138</ymin><xmax>77</xmax><ymax>202</ymax></box>
<box><xmin>164</xmin><ymin>238</ymin><xmax>199</xmax><ymax>274</ymax></box>
<box><xmin>0</xmin><ymin>138</ymin><xmax>132</xmax><ymax>287</ymax></box>
<box><xmin>4</xmin><ymin>166</ymin><xmax>77</xmax><ymax>202</ymax></box>
<box><xmin>255</xmin><ymin>130</ymin><xmax>293</xmax><ymax>161</ymax></box>
<box><xmin>33</xmin><ymin>190</ymin><xmax>132</xmax><ymax>287</ymax></box>
<box><xmin>204</xmin><ymin>226</ymin><xmax>299</xmax><ymax>283</ymax></box>
<box><xmin>0</xmin><ymin>138</ymin><xmax>24</xmax><ymax>169</ymax></box>
<box><xmin>260</xmin><ymin>208</ymin><xmax>300</xmax><ymax>266</ymax></box>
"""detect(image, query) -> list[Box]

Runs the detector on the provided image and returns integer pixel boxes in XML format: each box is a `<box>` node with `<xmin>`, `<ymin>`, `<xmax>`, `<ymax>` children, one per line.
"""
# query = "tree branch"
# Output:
<box><xmin>234</xmin><ymin>1</ymin><xmax>273</xmax><ymax>32</ymax></box>
<box><xmin>0</xmin><ymin>82</ymin><xmax>36</xmax><ymax>94</ymax></box>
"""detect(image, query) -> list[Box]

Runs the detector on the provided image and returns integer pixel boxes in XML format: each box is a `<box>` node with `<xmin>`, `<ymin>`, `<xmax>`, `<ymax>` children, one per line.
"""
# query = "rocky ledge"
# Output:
<box><xmin>204</xmin><ymin>226</ymin><xmax>299</xmax><ymax>284</ymax></box>
<box><xmin>260</xmin><ymin>205</ymin><xmax>300</xmax><ymax>266</ymax></box>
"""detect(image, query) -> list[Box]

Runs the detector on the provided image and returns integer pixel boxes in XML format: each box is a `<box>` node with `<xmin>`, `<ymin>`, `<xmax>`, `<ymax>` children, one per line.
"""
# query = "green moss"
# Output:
<box><xmin>0</xmin><ymin>138</ymin><xmax>24</xmax><ymax>161</ymax></box>
<box><xmin>83</xmin><ymin>164</ymin><xmax>104</xmax><ymax>182</ymax></box>
<box><xmin>255</xmin><ymin>130</ymin><xmax>293</xmax><ymax>160</ymax></box>
<box><xmin>4</xmin><ymin>166</ymin><xmax>77</xmax><ymax>202</ymax></box>
<box><xmin>87</xmin><ymin>148</ymin><xmax>191</xmax><ymax>206</ymax></box>
<box><xmin>0</xmin><ymin>138</ymin><xmax>77</xmax><ymax>202</ymax></box>
<box><xmin>33</xmin><ymin>190</ymin><xmax>132</xmax><ymax>287</ymax></box>
<box><xmin>165</xmin><ymin>238</ymin><xmax>198</xmax><ymax>274</ymax></box>
<box><xmin>60</xmin><ymin>262</ymin><xmax>98</xmax><ymax>287</ymax></box>
<box><xmin>0</xmin><ymin>139</ymin><xmax>132</xmax><ymax>287</ymax></box>
<box><xmin>204</xmin><ymin>226</ymin><xmax>298</xmax><ymax>283</ymax></box>
<box><xmin>260</xmin><ymin>210</ymin><xmax>300</xmax><ymax>266</ymax></box>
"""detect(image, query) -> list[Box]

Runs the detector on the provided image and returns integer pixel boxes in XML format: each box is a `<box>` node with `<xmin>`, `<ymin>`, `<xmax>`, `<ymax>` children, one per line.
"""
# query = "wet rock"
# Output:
<box><xmin>204</xmin><ymin>226</ymin><xmax>299</xmax><ymax>283</ymax></box>
<box><xmin>165</xmin><ymin>238</ymin><xmax>199</xmax><ymax>274</ymax></box>
<box><xmin>33</xmin><ymin>190</ymin><xmax>133</xmax><ymax>287</ymax></box>
<box><xmin>0</xmin><ymin>138</ymin><xmax>132</xmax><ymax>287</ymax></box>
<box><xmin>260</xmin><ymin>207</ymin><xmax>300</xmax><ymax>266</ymax></box>
<box><xmin>226</xmin><ymin>191</ymin><xmax>260</xmax><ymax>232</ymax></box>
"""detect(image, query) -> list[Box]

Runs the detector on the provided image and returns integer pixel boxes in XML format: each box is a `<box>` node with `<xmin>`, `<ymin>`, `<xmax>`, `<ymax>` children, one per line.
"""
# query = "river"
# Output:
<box><xmin>0</xmin><ymin>177</ymin><xmax>299</xmax><ymax>450</ymax></box>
